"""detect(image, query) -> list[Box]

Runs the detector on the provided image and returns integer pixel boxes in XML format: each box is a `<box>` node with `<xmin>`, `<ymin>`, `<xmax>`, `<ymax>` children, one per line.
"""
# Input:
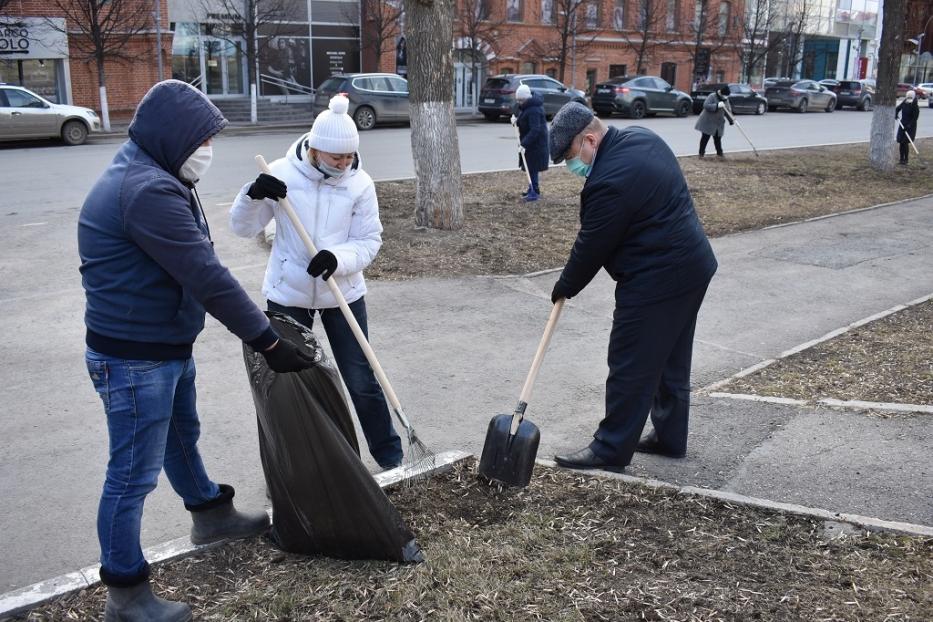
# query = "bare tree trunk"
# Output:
<box><xmin>96</xmin><ymin>55</ymin><xmax>111</xmax><ymax>131</ymax></box>
<box><xmin>404</xmin><ymin>0</ymin><xmax>463</xmax><ymax>230</ymax></box>
<box><xmin>869</xmin><ymin>0</ymin><xmax>906</xmax><ymax>172</ymax></box>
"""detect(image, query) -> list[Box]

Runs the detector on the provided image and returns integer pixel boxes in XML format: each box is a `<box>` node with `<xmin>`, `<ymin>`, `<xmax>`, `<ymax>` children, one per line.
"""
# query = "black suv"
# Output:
<box><xmin>478</xmin><ymin>74</ymin><xmax>588</xmax><ymax>121</ymax></box>
<box><xmin>819</xmin><ymin>79</ymin><xmax>874</xmax><ymax>111</ymax></box>
<box><xmin>591</xmin><ymin>75</ymin><xmax>692</xmax><ymax>119</ymax></box>
<box><xmin>690</xmin><ymin>82</ymin><xmax>768</xmax><ymax>115</ymax></box>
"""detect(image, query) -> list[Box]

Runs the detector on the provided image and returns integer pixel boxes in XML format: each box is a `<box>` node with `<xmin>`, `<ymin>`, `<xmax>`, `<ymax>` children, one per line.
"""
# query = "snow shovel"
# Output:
<box><xmin>255</xmin><ymin>155</ymin><xmax>435</xmax><ymax>476</ymax></box>
<box><xmin>513</xmin><ymin>121</ymin><xmax>533</xmax><ymax>187</ymax></box>
<box><xmin>478</xmin><ymin>299</ymin><xmax>565</xmax><ymax>487</ymax></box>
<box><xmin>725</xmin><ymin>108</ymin><xmax>759</xmax><ymax>157</ymax></box>
<box><xmin>897</xmin><ymin>119</ymin><xmax>926</xmax><ymax>167</ymax></box>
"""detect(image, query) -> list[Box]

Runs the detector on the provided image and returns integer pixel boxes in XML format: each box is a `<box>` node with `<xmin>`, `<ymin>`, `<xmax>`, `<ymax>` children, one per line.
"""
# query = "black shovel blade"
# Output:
<box><xmin>477</xmin><ymin>413</ymin><xmax>540</xmax><ymax>488</ymax></box>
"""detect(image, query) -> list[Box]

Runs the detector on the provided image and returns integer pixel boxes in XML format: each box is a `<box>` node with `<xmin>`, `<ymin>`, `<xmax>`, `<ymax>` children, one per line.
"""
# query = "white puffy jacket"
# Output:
<box><xmin>230</xmin><ymin>134</ymin><xmax>382</xmax><ymax>309</ymax></box>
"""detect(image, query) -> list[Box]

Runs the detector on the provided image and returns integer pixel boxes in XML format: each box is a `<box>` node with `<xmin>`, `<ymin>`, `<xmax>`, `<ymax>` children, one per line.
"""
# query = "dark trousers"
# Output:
<box><xmin>699</xmin><ymin>132</ymin><xmax>723</xmax><ymax>156</ymax></box>
<box><xmin>529</xmin><ymin>169</ymin><xmax>540</xmax><ymax>194</ymax></box>
<box><xmin>899</xmin><ymin>142</ymin><xmax>910</xmax><ymax>163</ymax></box>
<box><xmin>268</xmin><ymin>298</ymin><xmax>403</xmax><ymax>468</ymax></box>
<box><xmin>589</xmin><ymin>282</ymin><xmax>711</xmax><ymax>466</ymax></box>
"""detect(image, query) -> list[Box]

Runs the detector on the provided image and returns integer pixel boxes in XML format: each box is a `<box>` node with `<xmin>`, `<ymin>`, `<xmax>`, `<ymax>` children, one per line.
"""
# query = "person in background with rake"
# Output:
<box><xmin>511</xmin><ymin>84</ymin><xmax>549</xmax><ymax>202</ymax></box>
<box><xmin>895</xmin><ymin>89</ymin><xmax>920</xmax><ymax>166</ymax></box>
<box><xmin>694</xmin><ymin>85</ymin><xmax>733</xmax><ymax>158</ymax></box>
<box><xmin>229</xmin><ymin>94</ymin><xmax>403</xmax><ymax>470</ymax></box>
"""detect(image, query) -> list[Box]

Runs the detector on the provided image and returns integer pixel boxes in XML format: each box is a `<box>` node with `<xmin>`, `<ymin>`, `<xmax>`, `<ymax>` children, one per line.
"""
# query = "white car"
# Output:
<box><xmin>0</xmin><ymin>84</ymin><xmax>101</xmax><ymax>145</ymax></box>
<box><xmin>915</xmin><ymin>83</ymin><xmax>933</xmax><ymax>100</ymax></box>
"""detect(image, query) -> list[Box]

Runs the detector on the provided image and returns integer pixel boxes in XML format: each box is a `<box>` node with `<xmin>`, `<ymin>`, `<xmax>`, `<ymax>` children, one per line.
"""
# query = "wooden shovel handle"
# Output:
<box><xmin>518</xmin><ymin>298</ymin><xmax>564</xmax><ymax>404</ymax></box>
<box><xmin>255</xmin><ymin>155</ymin><xmax>404</xmax><ymax>413</ymax></box>
<box><xmin>513</xmin><ymin>122</ymin><xmax>533</xmax><ymax>186</ymax></box>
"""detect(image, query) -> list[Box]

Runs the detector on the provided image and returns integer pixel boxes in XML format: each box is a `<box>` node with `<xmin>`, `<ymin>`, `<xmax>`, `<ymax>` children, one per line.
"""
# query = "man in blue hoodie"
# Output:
<box><xmin>78</xmin><ymin>80</ymin><xmax>314</xmax><ymax>621</ymax></box>
<box><xmin>547</xmin><ymin>102</ymin><xmax>717</xmax><ymax>473</ymax></box>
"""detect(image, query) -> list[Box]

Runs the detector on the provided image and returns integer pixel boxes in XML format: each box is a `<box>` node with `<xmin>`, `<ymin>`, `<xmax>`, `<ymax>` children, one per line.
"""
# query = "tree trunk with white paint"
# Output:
<box><xmin>403</xmin><ymin>0</ymin><xmax>463</xmax><ymax>230</ymax></box>
<box><xmin>96</xmin><ymin>56</ymin><xmax>111</xmax><ymax>132</ymax></box>
<box><xmin>868</xmin><ymin>0</ymin><xmax>906</xmax><ymax>172</ymax></box>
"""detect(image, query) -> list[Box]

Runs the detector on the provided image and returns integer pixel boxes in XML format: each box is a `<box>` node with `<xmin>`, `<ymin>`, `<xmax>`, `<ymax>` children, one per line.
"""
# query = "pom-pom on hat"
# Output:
<box><xmin>308</xmin><ymin>94</ymin><xmax>359</xmax><ymax>154</ymax></box>
<box><xmin>516</xmin><ymin>84</ymin><xmax>532</xmax><ymax>100</ymax></box>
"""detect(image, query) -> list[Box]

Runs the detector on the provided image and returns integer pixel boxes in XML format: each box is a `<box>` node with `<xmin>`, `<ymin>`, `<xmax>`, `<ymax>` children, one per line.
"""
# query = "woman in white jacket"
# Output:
<box><xmin>230</xmin><ymin>94</ymin><xmax>402</xmax><ymax>469</ymax></box>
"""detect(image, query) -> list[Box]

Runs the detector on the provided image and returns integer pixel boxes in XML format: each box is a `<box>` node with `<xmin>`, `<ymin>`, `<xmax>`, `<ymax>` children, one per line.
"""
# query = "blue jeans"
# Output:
<box><xmin>85</xmin><ymin>349</ymin><xmax>220</xmax><ymax>585</ymax></box>
<box><xmin>268</xmin><ymin>297</ymin><xmax>403</xmax><ymax>468</ymax></box>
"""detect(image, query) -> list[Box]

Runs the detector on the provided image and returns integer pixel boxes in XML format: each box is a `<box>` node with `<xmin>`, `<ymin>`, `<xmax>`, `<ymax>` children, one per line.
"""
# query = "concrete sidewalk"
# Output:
<box><xmin>0</xmin><ymin>196</ymin><xmax>931</xmax><ymax>594</ymax></box>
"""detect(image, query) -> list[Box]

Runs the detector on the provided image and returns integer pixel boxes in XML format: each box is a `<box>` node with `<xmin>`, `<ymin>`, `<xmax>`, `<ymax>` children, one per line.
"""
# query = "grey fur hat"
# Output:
<box><xmin>549</xmin><ymin>102</ymin><xmax>595</xmax><ymax>163</ymax></box>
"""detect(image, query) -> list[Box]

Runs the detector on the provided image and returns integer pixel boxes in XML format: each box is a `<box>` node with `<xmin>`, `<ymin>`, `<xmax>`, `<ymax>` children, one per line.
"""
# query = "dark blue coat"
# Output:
<box><xmin>517</xmin><ymin>93</ymin><xmax>549</xmax><ymax>173</ymax></box>
<box><xmin>555</xmin><ymin>126</ymin><xmax>717</xmax><ymax>305</ymax></box>
<box><xmin>78</xmin><ymin>80</ymin><xmax>276</xmax><ymax>360</ymax></box>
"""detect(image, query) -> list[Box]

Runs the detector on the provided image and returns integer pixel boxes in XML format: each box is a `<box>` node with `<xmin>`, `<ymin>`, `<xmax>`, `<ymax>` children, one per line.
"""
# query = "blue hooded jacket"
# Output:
<box><xmin>78</xmin><ymin>80</ymin><xmax>276</xmax><ymax>359</ymax></box>
<box><xmin>517</xmin><ymin>92</ymin><xmax>549</xmax><ymax>173</ymax></box>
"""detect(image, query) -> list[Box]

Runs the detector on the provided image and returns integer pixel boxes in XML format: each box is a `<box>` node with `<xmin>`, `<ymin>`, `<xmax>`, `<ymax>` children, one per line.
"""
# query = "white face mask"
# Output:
<box><xmin>179</xmin><ymin>145</ymin><xmax>213</xmax><ymax>183</ymax></box>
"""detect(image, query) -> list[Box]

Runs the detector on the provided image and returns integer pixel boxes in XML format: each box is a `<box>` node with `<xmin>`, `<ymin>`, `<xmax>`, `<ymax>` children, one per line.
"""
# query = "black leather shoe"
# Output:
<box><xmin>635</xmin><ymin>434</ymin><xmax>686</xmax><ymax>459</ymax></box>
<box><xmin>554</xmin><ymin>447</ymin><xmax>625</xmax><ymax>473</ymax></box>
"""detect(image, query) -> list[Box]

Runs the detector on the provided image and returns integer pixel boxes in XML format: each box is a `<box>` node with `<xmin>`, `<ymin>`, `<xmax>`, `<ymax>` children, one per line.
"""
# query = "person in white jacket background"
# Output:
<box><xmin>230</xmin><ymin>94</ymin><xmax>402</xmax><ymax>469</ymax></box>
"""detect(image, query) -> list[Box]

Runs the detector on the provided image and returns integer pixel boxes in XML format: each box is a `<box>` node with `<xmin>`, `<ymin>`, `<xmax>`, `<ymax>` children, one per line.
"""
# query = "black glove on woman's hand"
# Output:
<box><xmin>247</xmin><ymin>173</ymin><xmax>287</xmax><ymax>201</ymax></box>
<box><xmin>307</xmin><ymin>250</ymin><xmax>338</xmax><ymax>280</ymax></box>
<box><xmin>551</xmin><ymin>280</ymin><xmax>572</xmax><ymax>304</ymax></box>
<box><xmin>261</xmin><ymin>339</ymin><xmax>316</xmax><ymax>373</ymax></box>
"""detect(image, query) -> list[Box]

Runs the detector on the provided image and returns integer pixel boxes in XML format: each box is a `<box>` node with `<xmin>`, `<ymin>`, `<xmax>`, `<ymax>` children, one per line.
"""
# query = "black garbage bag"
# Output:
<box><xmin>242</xmin><ymin>312</ymin><xmax>423</xmax><ymax>563</ymax></box>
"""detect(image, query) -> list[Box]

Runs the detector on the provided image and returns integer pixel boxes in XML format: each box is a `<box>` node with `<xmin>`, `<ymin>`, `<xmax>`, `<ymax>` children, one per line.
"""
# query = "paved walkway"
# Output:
<box><xmin>1</xmin><ymin>196</ymin><xmax>931</xmax><ymax>594</ymax></box>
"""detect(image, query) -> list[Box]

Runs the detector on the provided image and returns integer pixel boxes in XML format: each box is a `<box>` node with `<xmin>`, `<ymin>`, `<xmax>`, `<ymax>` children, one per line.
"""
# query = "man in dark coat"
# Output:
<box><xmin>78</xmin><ymin>80</ymin><xmax>315</xmax><ymax>621</ymax></box>
<box><xmin>513</xmin><ymin>84</ymin><xmax>549</xmax><ymax>201</ymax></box>
<box><xmin>895</xmin><ymin>89</ymin><xmax>920</xmax><ymax>165</ymax></box>
<box><xmin>547</xmin><ymin>102</ymin><xmax>718</xmax><ymax>472</ymax></box>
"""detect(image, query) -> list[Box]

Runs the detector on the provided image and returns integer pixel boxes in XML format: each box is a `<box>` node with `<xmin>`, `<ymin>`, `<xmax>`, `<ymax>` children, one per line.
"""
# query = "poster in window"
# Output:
<box><xmin>396</xmin><ymin>36</ymin><xmax>407</xmax><ymax>77</ymax></box>
<box><xmin>260</xmin><ymin>37</ymin><xmax>311</xmax><ymax>95</ymax></box>
<box><xmin>541</xmin><ymin>0</ymin><xmax>554</xmax><ymax>24</ymax></box>
<box><xmin>507</xmin><ymin>0</ymin><xmax>522</xmax><ymax>21</ymax></box>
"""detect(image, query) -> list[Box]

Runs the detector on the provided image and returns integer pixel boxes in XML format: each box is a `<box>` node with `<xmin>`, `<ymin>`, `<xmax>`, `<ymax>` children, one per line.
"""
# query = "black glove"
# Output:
<box><xmin>246</xmin><ymin>173</ymin><xmax>287</xmax><ymax>201</ymax></box>
<box><xmin>307</xmin><ymin>250</ymin><xmax>338</xmax><ymax>281</ymax></box>
<box><xmin>261</xmin><ymin>338</ymin><xmax>316</xmax><ymax>373</ymax></box>
<box><xmin>551</xmin><ymin>280</ymin><xmax>572</xmax><ymax>304</ymax></box>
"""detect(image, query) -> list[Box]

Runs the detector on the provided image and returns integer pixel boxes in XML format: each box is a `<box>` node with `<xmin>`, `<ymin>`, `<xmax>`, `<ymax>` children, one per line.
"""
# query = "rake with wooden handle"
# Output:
<box><xmin>255</xmin><ymin>154</ymin><xmax>435</xmax><ymax>477</ymax></box>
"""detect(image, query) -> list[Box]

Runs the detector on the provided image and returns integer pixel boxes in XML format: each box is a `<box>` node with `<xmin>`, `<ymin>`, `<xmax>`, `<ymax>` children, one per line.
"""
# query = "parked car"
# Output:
<box><xmin>591</xmin><ymin>75</ymin><xmax>692</xmax><ymax>119</ymax></box>
<box><xmin>819</xmin><ymin>79</ymin><xmax>874</xmax><ymax>110</ymax></box>
<box><xmin>478</xmin><ymin>74</ymin><xmax>588</xmax><ymax>121</ymax></box>
<box><xmin>0</xmin><ymin>84</ymin><xmax>100</xmax><ymax>145</ymax></box>
<box><xmin>762</xmin><ymin>76</ymin><xmax>791</xmax><ymax>89</ymax></box>
<box><xmin>895</xmin><ymin>82</ymin><xmax>922</xmax><ymax>99</ymax></box>
<box><xmin>313</xmin><ymin>73</ymin><xmax>409</xmax><ymax>131</ymax></box>
<box><xmin>912</xmin><ymin>82</ymin><xmax>933</xmax><ymax>99</ymax></box>
<box><xmin>690</xmin><ymin>82</ymin><xmax>768</xmax><ymax>115</ymax></box>
<box><xmin>765</xmin><ymin>79</ymin><xmax>837</xmax><ymax>113</ymax></box>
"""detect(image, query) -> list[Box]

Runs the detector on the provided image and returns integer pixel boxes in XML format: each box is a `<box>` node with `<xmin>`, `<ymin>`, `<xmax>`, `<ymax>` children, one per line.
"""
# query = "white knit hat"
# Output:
<box><xmin>308</xmin><ymin>94</ymin><xmax>359</xmax><ymax>154</ymax></box>
<box><xmin>516</xmin><ymin>84</ymin><xmax>532</xmax><ymax>100</ymax></box>
<box><xmin>905</xmin><ymin>89</ymin><xmax>916</xmax><ymax>101</ymax></box>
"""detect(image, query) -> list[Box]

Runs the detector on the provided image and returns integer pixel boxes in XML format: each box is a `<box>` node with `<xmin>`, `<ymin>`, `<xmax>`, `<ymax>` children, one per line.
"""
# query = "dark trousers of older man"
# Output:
<box><xmin>588</xmin><ymin>280</ymin><xmax>711</xmax><ymax>465</ymax></box>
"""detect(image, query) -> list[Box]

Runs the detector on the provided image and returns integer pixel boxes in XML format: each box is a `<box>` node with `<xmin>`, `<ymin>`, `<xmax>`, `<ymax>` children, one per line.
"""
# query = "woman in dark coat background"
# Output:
<box><xmin>895</xmin><ymin>89</ymin><xmax>919</xmax><ymax>166</ymax></box>
<box><xmin>694</xmin><ymin>85</ymin><xmax>733</xmax><ymax>158</ymax></box>
<box><xmin>514</xmin><ymin>84</ymin><xmax>549</xmax><ymax>202</ymax></box>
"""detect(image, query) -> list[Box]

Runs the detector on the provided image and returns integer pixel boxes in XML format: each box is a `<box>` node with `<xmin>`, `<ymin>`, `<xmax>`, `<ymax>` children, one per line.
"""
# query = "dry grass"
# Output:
<box><xmin>722</xmin><ymin>300</ymin><xmax>933</xmax><ymax>406</ymax></box>
<box><xmin>22</xmin><ymin>462</ymin><xmax>933</xmax><ymax>621</ymax></box>
<box><xmin>367</xmin><ymin>139</ymin><xmax>933</xmax><ymax>280</ymax></box>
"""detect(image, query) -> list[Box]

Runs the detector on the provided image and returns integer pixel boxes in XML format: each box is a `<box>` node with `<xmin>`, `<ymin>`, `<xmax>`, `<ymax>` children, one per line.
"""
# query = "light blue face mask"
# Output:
<box><xmin>565</xmin><ymin>156</ymin><xmax>591</xmax><ymax>178</ymax></box>
<box><xmin>315</xmin><ymin>159</ymin><xmax>346</xmax><ymax>179</ymax></box>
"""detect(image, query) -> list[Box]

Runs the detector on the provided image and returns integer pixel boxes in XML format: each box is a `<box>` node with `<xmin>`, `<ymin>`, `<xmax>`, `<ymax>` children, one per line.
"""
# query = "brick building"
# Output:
<box><xmin>1</xmin><ymin>0</ymin><xmax>170</xmax><ymax>121</ymax></box>
<box><xmin>370</xmin><ymin>0</ymin><xmax>745</xmax><ymax>105</ymax></box>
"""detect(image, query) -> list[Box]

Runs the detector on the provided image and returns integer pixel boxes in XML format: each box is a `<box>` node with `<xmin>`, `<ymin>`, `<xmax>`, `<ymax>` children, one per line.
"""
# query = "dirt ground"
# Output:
<box><xmin>721</xmin><ymin>300</ymin><xmax>933</xmax><ymax>407</ymax></box>
<box><xmin>367</xmin><ymin>139</ymin><xmax>933</xmax><ymax>280</ymax></box>
<box><xmin>20</xmin><ymin>461</ymin><xmax>932</xmax><ymax>621</ymax></box>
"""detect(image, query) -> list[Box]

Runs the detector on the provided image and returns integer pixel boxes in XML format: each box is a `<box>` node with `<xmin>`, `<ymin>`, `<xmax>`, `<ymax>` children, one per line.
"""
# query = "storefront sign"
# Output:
<box><xmin>0</xmin><ymin>17</ymin><xmax>67</xmax><ymax>59</ymax></box>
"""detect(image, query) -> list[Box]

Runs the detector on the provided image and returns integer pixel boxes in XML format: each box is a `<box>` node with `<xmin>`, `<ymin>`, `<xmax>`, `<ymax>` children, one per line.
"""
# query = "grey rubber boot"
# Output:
<box><xmin>188</xmin><ymin>483</ymin><xmax>270</xmax><ymax>545</ymax></box>
<box><xmin>104</xmin><ymin>580</ymin><xmax>192</xmax><ymax>622</ymax></box>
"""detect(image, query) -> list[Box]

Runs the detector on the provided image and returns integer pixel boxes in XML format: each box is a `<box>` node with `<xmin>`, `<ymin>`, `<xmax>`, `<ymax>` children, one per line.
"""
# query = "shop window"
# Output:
<box><xmin>586</xmin><ymin>2</ymin><xmax>599</xmax><ymax>28</ymax></box>
<box><xmin>661</xmin><ymin>62</ymin><xmax>676</xmax><ymax>85</ymax></box>
<box><xmin>718</xmin><ymin>1</ymin><xmax>730</xmax><ymax>36</ymax></box>
<box><xmin>609</xmin><ymin>63</ymin><xmax>627</xmax><ymax>78</ymax></box>
<box><xmin>666</xmin><ymin>0</ymin><xmax>679</xmax><ymax>31</ymax></box>
<box><xmin>545</xmin><ymin>67</ymin><xmax>556</xmax><ymax>78</ymax></box>
<box><xmin>520</xmin><ymin>61</ymin><xmax>536</xmax><ymax>73</ymax></box>
<box><xmin>585</xmin><ymin>68</ymin><xmax>597</xmax><ymax>93</ymax></box>
<box><xmin>541</xmin><ymin>0</ymin><xmax>556</xmax><ymax>24</ymax></box>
